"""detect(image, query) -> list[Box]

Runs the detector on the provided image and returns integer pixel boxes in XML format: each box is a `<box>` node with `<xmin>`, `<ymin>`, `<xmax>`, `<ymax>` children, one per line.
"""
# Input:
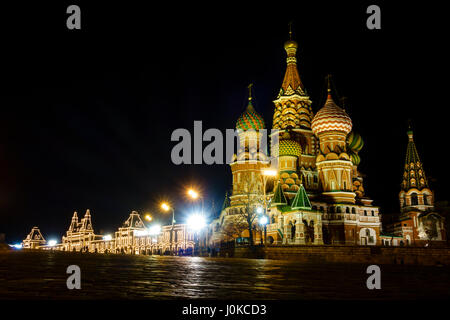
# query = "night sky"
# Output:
<box><xmin>1</xmin><ymin>2</ymin><xmax>448</xmax><ymax>243</ymax></box>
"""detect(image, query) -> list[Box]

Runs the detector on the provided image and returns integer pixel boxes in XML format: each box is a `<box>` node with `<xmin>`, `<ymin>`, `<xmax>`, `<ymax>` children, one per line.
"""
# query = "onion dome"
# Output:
<box><xmin>347</xmin><ymin>131</ymin><xmax>364</xmax><ymax>153</ymax></box>
<box><xmin>278</xmin><ymin>139</ymin><xmax>302</xmax><ymax>157</ymax></box>
<box><xmin>236</xmin><ymin>85</ymin><xmax>265</xmax><ymax>131</ymax></box>
<box><xmin>348</xmin><ymin>151</ymin><xmax>361</xmax><ymax>166</ymax></box>
<box><xmin>311</xmin><ymin>84</ymin><xmax>352</xmax><ymax>136</ymax></box>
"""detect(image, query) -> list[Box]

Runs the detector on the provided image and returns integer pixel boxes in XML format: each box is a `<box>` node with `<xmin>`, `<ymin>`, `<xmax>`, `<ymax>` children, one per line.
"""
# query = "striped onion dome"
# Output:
<box><xmin>278</xmin><ymin>139</ymin><xmax>302</xmax><ymax>157</ymax></box>
<box><xmin>311</xmin><ymin>93</ymin><xmax>352</xmax><ymax>136</ymax></box>
<box><xmin>236</xmin><ymin>101</ymin><xmax>265</xmax><ymax>131</ymax></box>
<box><xmin>347</xmin><ymin>131</ymin><xmax>364</xmax><ymax>153</ymax></box>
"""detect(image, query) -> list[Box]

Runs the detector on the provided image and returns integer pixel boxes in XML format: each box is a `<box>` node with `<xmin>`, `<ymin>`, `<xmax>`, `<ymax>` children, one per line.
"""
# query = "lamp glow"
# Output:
<box><xmin>263</xmin><ymin>169</ymin><xmax>277</xmax><ymax>176</ymax></box>
<box><xmin>161</xmin><ymin>203</ymin><xmax>170</xmax><ymax>211</ymax></box>
<box><xmin>187</xmin><ymin>189</ymin><xmax>199</xmax><ymax>199</ymax></box>
<box><xmin>103</xmin><ymin>234</ymin><xmax>112</xmax><ymax>241</ymax></box>
<box><xmin>260</xmin><ymin>216</ymin><xmax>269</xmax><ymax>225</ymax></box>
<box><xmin>187</xmin><ymin>214</ymin><xmax>206</xmax><ymax>231</ymax></box>
<box><xmin>256</xmin><ymin>207</ymin><xmax>263</xmax><ymax>214</ymax></box>
<box><xmin>144</xmin><ymin>214</ymin><xmax>152</xmax><ymax>222</ymax></box>
<box><xmin>48</xmin><ymin>240</ymin><xmax>57</xmax><ymax>247</ymax></box>
<box><xmin>149</xmin><ymin>224</ymin><xmax>161</xmax><ymax>235</ymax></box>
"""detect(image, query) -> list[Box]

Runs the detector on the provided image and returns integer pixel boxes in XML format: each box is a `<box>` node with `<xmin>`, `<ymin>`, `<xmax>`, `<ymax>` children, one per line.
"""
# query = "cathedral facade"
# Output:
<box><xmin>210</xmin><ymin>34</ymin><xmax>446</xmax><ymax>248</ymax></box>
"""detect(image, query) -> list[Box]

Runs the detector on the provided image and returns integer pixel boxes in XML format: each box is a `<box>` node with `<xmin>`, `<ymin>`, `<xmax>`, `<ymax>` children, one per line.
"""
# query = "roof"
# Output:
<box><xmin>311</xmin><ymin>93</ymin><xmax>352</xmax><ymax>135</ymax></box>
<box><xmin>401</xmin><ymin>128</ymin><xmax>429</xmax><ymax>191</ymax></box>
<box><xmin>236</xmin><ymin>100</ymin><xmax>265</xmax><ymax>131</ymax></box>
<box><xmin>279</xmin><ymin>38</ymin><xmax>306</xmax><ymax>97</ymax></box>
<box><xmin>291</xmin><ymin>184</ymin><xmax>312</xmax><ymax>210</ymax></box>
<box><xmin>271</xmin><ymin>182</ymin><xmax>288</xmax><ymax>206</ymax></box>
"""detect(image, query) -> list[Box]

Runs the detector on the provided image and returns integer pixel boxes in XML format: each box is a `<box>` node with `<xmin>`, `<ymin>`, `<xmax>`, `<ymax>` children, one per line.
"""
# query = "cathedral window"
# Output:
<box><xmin>411</xmin><ymin>193</ymin><xmax>418</xmax><ymax>206</ymax></box>
<box><xmin>364</xmin><ymin>210</ymin><xmax>367</xmax><ymax>216</ymax></box>
<box><xmin>371</xmin><ymin>210</ymin><xmax>375</xmax><ymax>216</ymax></box>
<box><xmin>346</xmin><ymin>207</ymin><xmax>350</xmax><ymax>213</ymax></box>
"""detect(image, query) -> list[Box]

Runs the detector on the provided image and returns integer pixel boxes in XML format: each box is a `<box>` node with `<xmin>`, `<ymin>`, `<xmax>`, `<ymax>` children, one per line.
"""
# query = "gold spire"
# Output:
<box><xmin>280</xmin><ymin>22</ymin><xmax>304</xmax><ymax>95</ymax></box>
<box><xmin>326</xmin><ymin>74</ymin><xmax>332</xmax><ymax>99</ymax></box>
<box><xmin>248</xmin><ymin>83</ymin><xmax>253</xmax><ymax>101</ymax></box>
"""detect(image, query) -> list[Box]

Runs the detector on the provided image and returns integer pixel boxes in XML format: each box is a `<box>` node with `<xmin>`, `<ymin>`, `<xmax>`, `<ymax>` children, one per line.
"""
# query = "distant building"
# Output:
<box><xmin>22</xmin><ymin>227</ymin><xmax>46</xmax><ymax>249</ymax></box>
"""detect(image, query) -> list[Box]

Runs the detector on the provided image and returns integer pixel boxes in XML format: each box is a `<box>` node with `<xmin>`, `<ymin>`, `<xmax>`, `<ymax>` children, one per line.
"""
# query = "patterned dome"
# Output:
<box><xmin>236</xmin><ymin>101</ymin><xmax>265</xmax><ymax>131</ymax></box>
<box><xmin>311</xmin><ymin>94</ymin><xmax>352</xmax><ymax>135</ymax></box>
<box><xmin>278</xmin><ymin>139</ymin><xmax>302</xmax><ymax>157</ymax></box>
<box><xmin>347</xmin><ymin>131</ymin><xmax>364</xmax><ymax>153</ymax></box>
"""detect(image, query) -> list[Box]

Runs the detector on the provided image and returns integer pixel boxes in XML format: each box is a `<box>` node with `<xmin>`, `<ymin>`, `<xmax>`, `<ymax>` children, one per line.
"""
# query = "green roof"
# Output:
<box><xmin>271</xmin><ymin>183</ymin><xmax>287</xmax><ymax>206</ymax></box>
<box><xmin>221</xmin><ymin>191</ymin><xmax>230</xmax><ymax>211</ymax></box>
<box><xmin>291</xmin><ymin>184</ymin><xmax>312</xmax><ymax>210</ymax></box>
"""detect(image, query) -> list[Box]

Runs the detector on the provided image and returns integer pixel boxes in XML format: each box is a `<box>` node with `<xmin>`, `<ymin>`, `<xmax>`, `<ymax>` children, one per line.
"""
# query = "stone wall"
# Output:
<box><xmin>232</xmin><ymin>245</ymin><xmax>450</xmax><ymax>266</ymax></box>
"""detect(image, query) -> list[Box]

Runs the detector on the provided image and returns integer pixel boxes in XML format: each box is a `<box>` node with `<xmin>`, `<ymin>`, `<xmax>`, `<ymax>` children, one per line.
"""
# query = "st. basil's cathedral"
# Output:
<box><xmin>212</xmin><ymin>32</ymin><xmax>446</xmax><ymax>248</ymax></box>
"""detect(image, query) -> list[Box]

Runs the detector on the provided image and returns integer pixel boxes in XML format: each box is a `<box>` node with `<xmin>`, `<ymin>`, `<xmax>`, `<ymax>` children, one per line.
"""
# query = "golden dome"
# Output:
<box><xmin>284</xmin><ymin>40</ymin><xmax>298</xmax><ymax>50</ymax></box>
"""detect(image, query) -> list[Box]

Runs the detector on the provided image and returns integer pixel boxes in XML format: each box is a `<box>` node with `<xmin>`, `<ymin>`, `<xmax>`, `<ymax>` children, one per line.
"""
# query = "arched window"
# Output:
<box><xmin>320</xmin><ymin>206</ymin><xmax>324</xmax><ymax>213</ymax></box>
<box><xmin>351</xmin><ymin>207</ymin><xmax>356</xmax><ymax>214</ymax></box>
<box><xmin>411</xmin><ymin>193</ymin><xmax>418</xmax><ymax>206</ymax></box>
<box><xmin>329</xmin><ymin>207</ymin><xmax>335</xmax><ymax>213</ymax></box>
<box><xmin>424</xmin><ymin>195</ymin><xmax>428</xmax><ymax>205</ymax></box>
<box><xmin>371</xmin><ymin>210</ymin><xmax>375</xmax><ymax>216</ymax></box>
<box><xmin>346</xmin><ymin>207</ymin><xmax>350</xmax><ymax>213</ymax></box>
<box><xmin>337</xmin><ymin>207</ymin><xmax>342</xmax><ymax>213</ymax></box>
<box><xmin>364</xmin><ymin>210</ymin><xmax>367</xmax><ymax>216</ymax></box>
<box><xmin>365</xmin><ymin>229</ymin><xmax>370</xmax><ymax>236</ymax></box>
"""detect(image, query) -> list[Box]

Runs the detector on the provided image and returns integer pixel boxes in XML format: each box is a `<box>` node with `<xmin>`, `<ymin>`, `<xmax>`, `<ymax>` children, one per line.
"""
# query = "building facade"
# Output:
<box><xmin>210</xmin><ymin>34</ymin><xmax>382</xmax><ymax>248</ymax></box>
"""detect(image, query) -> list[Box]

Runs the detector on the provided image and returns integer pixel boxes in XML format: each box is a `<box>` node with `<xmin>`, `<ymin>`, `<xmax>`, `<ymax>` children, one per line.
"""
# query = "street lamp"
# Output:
<box><xmin>144</xmin><ymin>214</ymin><xmax>153</xmax><ymax>222</ymax></box>
<box><xmin>259</xmin><ymin>215</ymin><xmax>269</xmax><ymax>246</ymax></box>
<box><xmin>260</xmin><ymin>169</ymin><xmax>277</xmax><ymax>244</ymax></box>
<box><xmin>161</xmin><ymin>202</ymin><xmax>176</xmax><ymax>255</ymax></box>
<box><xmin>187</xmin><ymin>188</ymin><xmax>207</xmax><ymax>254</ymax></box>
<box><xmin>187</xmin><ymin>213</ymin><xmax>206</xmax><ymax>256</ymax></box>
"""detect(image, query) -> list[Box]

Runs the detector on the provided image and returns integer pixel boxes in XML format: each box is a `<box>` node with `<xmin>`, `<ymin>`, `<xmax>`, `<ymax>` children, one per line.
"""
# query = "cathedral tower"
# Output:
<box><xmin>230</xmin><ymin>85</ymin><xmax>269</xmax><ymax>206</ymax></box>
<box><xmin>311</xmin><ymin>79</ymin><xmax>355</xmax><ymax>204</ymax></box>
<box><xmin>271</xmin><ymin>28</ymin><xmax>318</xmax><ymax>195</ymax></box>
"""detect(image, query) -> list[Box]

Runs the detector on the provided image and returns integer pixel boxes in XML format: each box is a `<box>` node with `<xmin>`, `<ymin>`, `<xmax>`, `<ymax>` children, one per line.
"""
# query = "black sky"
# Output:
<box><xmin>1</xmin><ymin>2</ymin><xmax>448</xmax><ymax>243</ymax></box>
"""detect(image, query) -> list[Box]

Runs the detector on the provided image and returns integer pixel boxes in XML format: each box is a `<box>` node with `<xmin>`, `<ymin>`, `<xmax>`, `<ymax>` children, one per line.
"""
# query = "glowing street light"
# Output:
<box><xmin>187</xmin><ymin>189</ymin><xmax>199</xmax><ymax>199</ymax></box>
<box><xmin>149</xmin><ymin>224</ymin><xmax>161</xmax><ymax>236</ymax></box>
<box><xmin>144</xmin><ymin>214</ymin><xmax>153</xmax><ymax>222</ymax></box>
<box><xmin>161</xmin><ymin>203</ymin><xmax>170</xmax><ymax>212</ymax></box>
<box><xmin>256</xmin><ymin>207</ymin><xmax>263</xmax><ymax>214</ymax></box>
<box><xmin>259</xmin><ymin>216</ymin><xmax>268</xmax><ymax>226</ymax></box>
<box><xmin>103</xmin><ymin>234</ymin><xmax>112</xmax><ymax>241</ymax></box>
<box><xmin>48</xmin><ymin>240</ymin><xmax>57</xmax><ymax>247</ymax></box>
<box><xmin>187</xmin><ymin>214</ymin><xmax>206</xmax><ymax>232</ymax></box>
<box><xmin>161</xmin><ymin>202</ymin><xmax>176</xmax><ymax>254</ymax></box>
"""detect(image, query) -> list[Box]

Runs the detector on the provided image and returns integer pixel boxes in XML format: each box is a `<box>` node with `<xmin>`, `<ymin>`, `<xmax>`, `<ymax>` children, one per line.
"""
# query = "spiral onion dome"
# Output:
<box><xmin>311</xmin><ymin>95</ymin><xmax>352</xmax><ymax>136</ymax></box>
<box><xmin>236</xmin><ymin>101</ymin><xmax>265</xmax><ymax>131</ymax></box>
<box><xmin>348</xmin><ymin>150</ymin><xmax>361</xmax><ymax>166</ymax></box>
<box><xmin>347</xmin><ymin>131</ymin><xmax>364</xmax><ymax>153</ymax></box>
<box><xmin>278</xmin><ymin>139</ymin><xmax>302</xmax><ymax>157</ymax></box>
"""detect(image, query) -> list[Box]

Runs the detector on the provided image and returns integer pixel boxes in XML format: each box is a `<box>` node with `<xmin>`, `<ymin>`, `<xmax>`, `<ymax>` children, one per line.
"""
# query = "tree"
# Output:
<box><xmin>221</xmin><ymin>217</ymin><xmax>248</xmax><ymax>242</ymax></box>
<box><xmin>236</xmin><ymin>175</ymin><xmax>264</xmax><ymax>247</ymax></box>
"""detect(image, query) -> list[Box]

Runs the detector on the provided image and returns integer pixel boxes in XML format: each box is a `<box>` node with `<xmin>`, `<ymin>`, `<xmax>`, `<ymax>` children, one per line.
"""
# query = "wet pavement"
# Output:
<box><xmin>1</xmin><ymin>250</ymin><xmax>449</xmax><ymax>299</ymax></box>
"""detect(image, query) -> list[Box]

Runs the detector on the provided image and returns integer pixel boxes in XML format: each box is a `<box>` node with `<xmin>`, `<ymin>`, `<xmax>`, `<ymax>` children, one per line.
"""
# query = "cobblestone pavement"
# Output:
<box><xmin>1</xmin><ymin>251</ymin><xmax>449</xmax><ymax>299</ymax></box>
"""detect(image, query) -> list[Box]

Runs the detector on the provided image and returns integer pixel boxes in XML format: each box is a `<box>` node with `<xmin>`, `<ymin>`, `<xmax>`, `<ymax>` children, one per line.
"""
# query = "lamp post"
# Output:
<box><xmin>261</xmin><ymin>169</ymin><xmax>277</xmax><ymax>244</ymax></box>
<box><xmin>187</xmin><ymin>213</ymin><xmax>206</xmax><ymax>256</ymax></box>
<box><xmin>161</xmin><ymin>202</ymin><xmax>175</xmax><ymax>255</ymax></box>
<box><xmin>187</xmin><ymin>188</ymin><xmax>206</xmax><ymax>255</ymax></box>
